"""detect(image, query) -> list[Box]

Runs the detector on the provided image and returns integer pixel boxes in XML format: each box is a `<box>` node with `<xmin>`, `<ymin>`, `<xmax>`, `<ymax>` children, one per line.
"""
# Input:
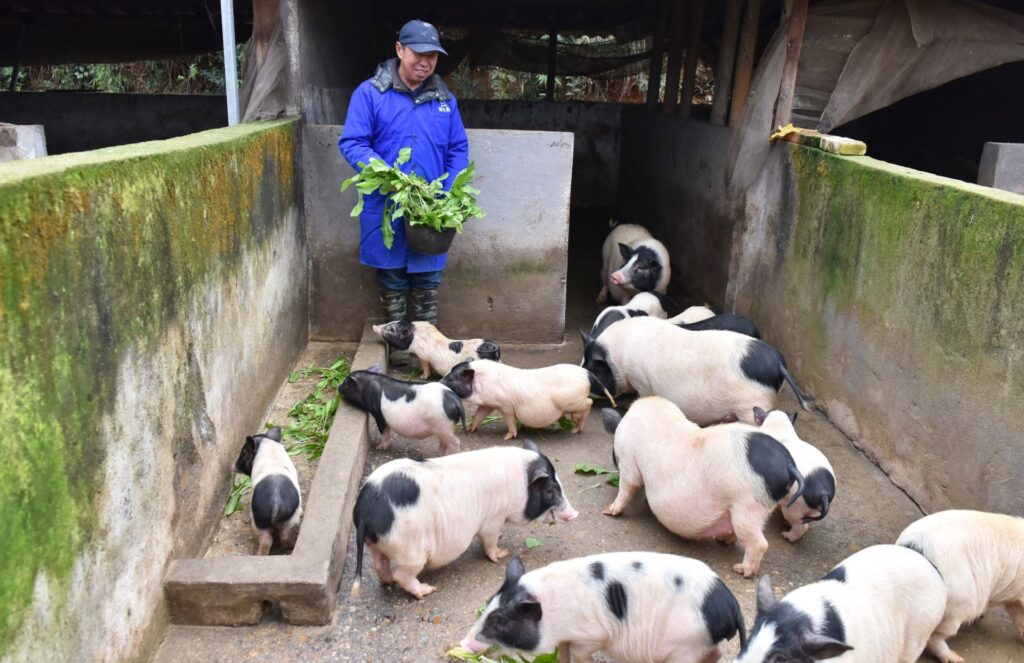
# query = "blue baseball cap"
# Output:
<box><xmin>398</xmin><ymin>19</ymin><xmax>448</xmax><ymax>55</ymax></box>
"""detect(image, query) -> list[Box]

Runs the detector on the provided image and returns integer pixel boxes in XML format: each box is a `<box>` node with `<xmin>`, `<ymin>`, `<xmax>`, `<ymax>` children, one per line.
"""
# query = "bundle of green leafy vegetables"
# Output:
<box><xmin>341</xmin><ymin>147</ymin><xmax>485</xmax><ymax>249</ymax></box>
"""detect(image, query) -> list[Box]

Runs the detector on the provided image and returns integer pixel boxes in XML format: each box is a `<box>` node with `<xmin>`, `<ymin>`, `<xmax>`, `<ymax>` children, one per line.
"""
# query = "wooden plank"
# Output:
<box><xmin>663</xmin><ymin>0</ymin><xmax>687</xmax><ymax>114</ymax></box>
<box><xmin>681</xmin><ymin>0</ymin><xmax>706</xmax><ymax>118</ymax></box>
<box><xmin>710</xmin><ymin>0</ymin><xmax>742</xmax><ymax>125</ymax></box>
<box><xmin>773</xmin><ymin>0</ymin><xmax>809</xmax><ymax>129</ymax></box>
<box><xmin>729</xmin><ymin>0</ymin><xmax>761</xmax><ymax>125</ymax></box>
<box><xmin>646</xmin><ymin>0</ymin><xmax>669</xmax><ymax>108</ymax></box>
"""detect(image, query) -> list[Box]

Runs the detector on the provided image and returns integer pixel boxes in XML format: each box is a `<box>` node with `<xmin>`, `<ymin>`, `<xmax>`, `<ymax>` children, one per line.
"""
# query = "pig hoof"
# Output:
<box><xmin>941</xmin><ymin>652</ymin><xmax>965</xmax><ymax>663</ymax></box>
<box><xmin>503</xmin><ymin>431</ymin><xmax>518</xmax><ymax>441</ymax></box>
<box><xmin>731</xmin><ymin>563</ymin><xmax>754</xmax><ymax>577</ymax></box>
<box><xmin>414</xmin><ymin>585</ymin><xmax>438</xmax><ymax>600</ymax></box>
<box><xmin>486</xmin><ymin>548</ymin><xmax>509</xmax><ymax>562</ymax></box>
<box><xmin>602</xmin><ymin>506</ymin><xmax>620</xmax><ymax>517</ymax></box>
<box><xmin>782</xmin><ymin>530</ymin><xmax>800</xmax><ymax>543</ymax></box>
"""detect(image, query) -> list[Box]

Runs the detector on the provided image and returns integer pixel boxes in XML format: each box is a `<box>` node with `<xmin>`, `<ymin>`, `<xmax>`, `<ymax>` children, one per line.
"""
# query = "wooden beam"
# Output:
<box><xmin>680</xmin><ymin>0</ymin><xmax>706</xmax><ymax>118</ymax></box>
<box><xmin>773</xmin><ymin>0</ymin><xmax>808</xmax><ymax>129</ymax></box>
<box><xmin>663</xmin><ymin>0</ymin><xmax>686</xmax><ymax>114</ymax></box>
<box><xmin>547</xmin><ymin>26</ymin><xmax>557</xmax><ymax>101</ymax></box>
<box><xmin>251</xmin><ymin>0</ymin><xmax>278</xmax><ymax>69</ymax></box>
<box><xmin>710</xmin><ymin>0</ymin><xmax>742</xmax><ymax>126</ymax></box>
<box><xmin>729</xmin><ymin>0</ymin><xmax>761</xmax><ymax>125</ymax></box>
<box><xmin>645</xmin><ymin>0</ymin><xmax>668</xmax><ymax>109</ymax></box>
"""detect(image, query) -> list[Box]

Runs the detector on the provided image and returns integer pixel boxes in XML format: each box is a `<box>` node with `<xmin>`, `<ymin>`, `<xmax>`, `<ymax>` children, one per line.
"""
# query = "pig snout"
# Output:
<box><xmin>610</xmin><ymin>270</ymin><xmax>626</xmax><ymax>285</ymax></box>
<box><xmin>559</xmin><ymin>504</ymin><xmax>579</xmax><ymax>521</ymax></box>
<box><xmin>372</xmin><ymin>323</ymin><xmax>384</xmax><ymax>335</ymax></box>
<box><xmin>460</xmin><ymin>636</ymin><xmax>488</xmax><ymax>653</ymax></box>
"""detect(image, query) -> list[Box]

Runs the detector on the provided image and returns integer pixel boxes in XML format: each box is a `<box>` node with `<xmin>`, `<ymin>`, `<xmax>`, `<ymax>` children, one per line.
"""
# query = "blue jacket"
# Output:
<box><xmin>339</xmin><ymin>59</ymin><xmax>470</xmax><ymax>272</ymax></box>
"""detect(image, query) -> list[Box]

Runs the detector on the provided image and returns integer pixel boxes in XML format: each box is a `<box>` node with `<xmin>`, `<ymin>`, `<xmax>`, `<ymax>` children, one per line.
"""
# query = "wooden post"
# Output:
<box><xmin>646</xmin><ymin>0</ymin><xmax>669</xmax><ymax>108</ymax></box>
<box><xmin>680</xmin><ymin>0</ymin><xmax>706</xmax><ymax>118</ymax></box>
<box><xmin>251</xmin><ymin>0</ymin><xmax>279</xmax><ymax>68</ymax></box>
<box><xmin>547</xmin><ymin>27</ymin><xmax>557</xmax><ymax>101</ymax></box>
<box><xmin>663</xmin><ymin>0</ymin><xmax>687</xmax><ymax>114</ymax></box>
<box><xmin>729</xmin><ymin>0</ymin><xmax>761</xmax><ymax>126</ymax></box>
<box><xmin>710</xmin><ymin>0</ymin><xmax>742</xmax><ymax>126</ymax></box>
<box><xmin>773</xmin><ymin>0</ymin><xmax>808</xmax><ymax>128</ymax></box>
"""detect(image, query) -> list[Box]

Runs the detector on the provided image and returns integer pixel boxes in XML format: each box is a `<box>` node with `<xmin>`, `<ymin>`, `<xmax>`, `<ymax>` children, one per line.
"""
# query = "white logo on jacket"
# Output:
<box><xmin>437</xmin><ymin>102</ymin><xmax>451</xmax><ymax>113</ymax></box>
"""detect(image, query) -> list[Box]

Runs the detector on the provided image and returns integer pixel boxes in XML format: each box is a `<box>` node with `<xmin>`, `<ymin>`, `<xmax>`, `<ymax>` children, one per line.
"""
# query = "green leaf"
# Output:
<box><xmin>524</xmin><ymin>537</ymin><xmax>542</xmax><ymax>549</ymax></box>
<box><xmin>396</xmin><ymin>147</ymin><xmax>412</xmax><ymax>165</ymax></box>
<box><xmin>224</xmin><ymin>475</ymin><xmax>252</xmax><ymax>516</ymax></box>
<box><xmin>574</xmin><ymin>463</ymin><xmax>616</xmax><ymax>476</ymax></box>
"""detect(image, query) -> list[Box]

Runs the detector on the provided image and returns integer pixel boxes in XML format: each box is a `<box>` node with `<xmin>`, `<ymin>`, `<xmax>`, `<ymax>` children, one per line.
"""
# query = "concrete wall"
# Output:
<box><xmin>729</xmin><ymin>144</ymin><xmax>1024</xmax><ymax>515</ymax></box>
<box><xmin>286</xmin><ymin>0</ymin><xmax>378</xmax><ymax>124</ymax></box>
<box><xmin>0</xmin><ymin>119</ymin><xmax>306</xmax><ymax>662</ymax></box>
<box><xmin>304</xmin><ymin>125</ymin><xmax>572</xmax><ymax>342</ymax></box>
<box><xmin>460</xmin><ymin>101</ymin><xmax>621</xmax><ymax>215</ymax></box>
<box><xmin>0</xmin><ymin>91</ymin><xmax>227</xmax><ymax>154</ymax></box>
<box><xmin>618</xmin><ymin>108</ymin><xmax>738</xmax><ymax>305</ymax></box>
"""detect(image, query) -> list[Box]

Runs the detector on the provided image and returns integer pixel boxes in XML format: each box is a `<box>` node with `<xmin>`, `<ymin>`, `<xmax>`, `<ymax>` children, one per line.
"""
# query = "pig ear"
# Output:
<box><xmin>266</xmin><ymin>427</ymin><xmax>283</xmax><ymax>442</ymax></box>
<box><xmin>367</xmin><ymin>364</ymin><xmax>385</xmax><ymax>374</ymax></box>
<box><xmin>753</xmin><ymin>407</ymin><xmax>768</xmax><ymax>426</ymax></box>
<box><xmin>802</xmin><ymin>632</ymin><xmax>853</xmax><ymax>659</ymax></box>
<box><xmin>602</xmin><ymin>408</ymin><xmax>622</xmax><ymax>433</ymax></box>
<box><xmin>235</xmin><ymin>437</ymin><xmax>257</xmax><ymax>476</ymax></box>
<box><xmin>789</xmin><ymin>411</ymin><xmax>798</xmax><ymax>424</ymax></box>
<box><xmin>756</xmin><ymin>574</ymin><xmax>777</xmax><ymax>615</ymax></box>
<box><xmin>514</xmin><ymin>600</ymin><xmax>542</xmax><ymax>622</ymax></box>
<box><xmin>579</xmin><ymin>329</ymin><xmax>594</xmax><ymax>349</ymax></box>
<box><xmin>506</xmin><ymin>555</ymin><xmax>526</xmax><ymax>583</ymax></box>
<box><xmin>618</xmin><ymin>242</ymin><xmax>632</xmax><ymax>260</ymax></box>
<box><xmin>528</xmin><ymin>462</ymin><xmax>550</xmax><ymax>487</ymax></box>
<box><xmin>522</xmin><ymin>439</ymin><xmax>540</xmax><ymax>453</ymax></box>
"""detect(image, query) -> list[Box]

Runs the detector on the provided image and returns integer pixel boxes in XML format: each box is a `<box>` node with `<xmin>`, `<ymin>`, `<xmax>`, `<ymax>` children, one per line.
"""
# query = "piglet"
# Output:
<box><xmin>582</xmin><ymin>316</ymin><xmax>812</xmax><ymax>426</ymax></box>
<box><xmin>670</xmin><ymin>305</ymin><xmax>716</xmax><ymax>324</ymax></box>
<box><xmin>441</xmin><ymin>359</ymin><xmax>610</xmax><ymax>440</ymax></box>
<box><xmin>598</xmin><ymin>223</ymin><xmax>671</xmax><ymax>305</ymax></box>
<box><xmin>603</xmin><ymin>397</ymin><xmax>804</xmax><ymax>577</ymax></box>
<box><xmin>738</xmin><ymin>544</ymin><xmax>947</xmax><ymax>662</ymax></box>
<box><xmin>351</xmin><ymin>439</ymin><xmax>578</xmax><ymax>599</ymax></box>
<box><xmin>897</xmin><ymin>509</ymin><xmax>1024</xmax><ymax>663</ymax></box>
<box><xmin>233</xmin><ymin>427</ymin><xmax>302</xmax><ymax>555</ymax></box>
<box><xmin>373</xmin><ymin>319</ymin><xmax>501</xmax><ymax>379</ymax></box>
<box><xmin>340</xmin><ymin>368</ymin><xmax>465</xmax><ymax>454</ymax></box>
<box><xmin>591</xmin><ymin>291</ymin><xmax>670</xmax><ymax>338</ymax></box>
<box><xmin>461</xmin><ymin>552</ymin><xmax>745</xmax><ymax>663</ymax></box>
<box><xmin>753</xmin><ymin>407</ymin><xmax>836</xmax><ymax>541</ymax></box>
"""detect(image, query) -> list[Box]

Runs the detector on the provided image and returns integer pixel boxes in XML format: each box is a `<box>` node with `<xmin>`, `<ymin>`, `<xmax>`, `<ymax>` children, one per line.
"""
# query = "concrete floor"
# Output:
<box><xmin>155</xmin><ymin>252</ymin><xmax>1022</xmax><ymax>663</ymax></box>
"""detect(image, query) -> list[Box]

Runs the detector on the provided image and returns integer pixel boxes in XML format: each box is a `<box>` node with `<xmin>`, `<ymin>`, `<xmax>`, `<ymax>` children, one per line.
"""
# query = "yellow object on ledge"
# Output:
<box><xmin>770</xmin><ymin>124</ymin><xmax>867</xmax><ymax>156</ymax></box>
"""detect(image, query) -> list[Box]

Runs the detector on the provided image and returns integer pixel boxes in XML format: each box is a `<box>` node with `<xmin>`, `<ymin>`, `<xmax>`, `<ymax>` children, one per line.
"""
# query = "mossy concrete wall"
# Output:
<box><xmin>730</xmin><ymin>144</ymin><xmax>1024</xmax><ymax>515</ymax></box>
<box><xmin>0</xmin><ymin>119</ymin><xmax>306</xmax><ymax>661</ymax></box>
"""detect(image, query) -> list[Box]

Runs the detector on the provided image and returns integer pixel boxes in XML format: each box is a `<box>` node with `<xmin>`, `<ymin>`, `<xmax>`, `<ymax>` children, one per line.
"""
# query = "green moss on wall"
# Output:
<box><xmin>786</xmin><ymin>145</ymin><xmax>1024</xmax><ymax>400</ymax></box>
<box><xmin>0</xmin><ymin>119</ymin><xmax>297</xmax><ymax>653</ymax></box>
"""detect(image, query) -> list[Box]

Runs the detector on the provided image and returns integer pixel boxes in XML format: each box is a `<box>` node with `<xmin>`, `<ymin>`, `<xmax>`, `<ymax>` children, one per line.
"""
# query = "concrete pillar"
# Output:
<box><xmin>0</xmin><ymin>123</ymin><xmax>47</xmax><ymax>162</ymax></box>
<box><xmin>979</xmin><ymin>142</ymin><xmax>1024</xmax><ymax>195</ymax></box>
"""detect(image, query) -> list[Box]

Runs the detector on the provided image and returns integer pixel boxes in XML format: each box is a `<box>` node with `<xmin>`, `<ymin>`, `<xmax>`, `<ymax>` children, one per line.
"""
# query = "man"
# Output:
<box><xmin>339</xmin><ymin>19</ymin><xmax>469</xmax><ymax>331</ymax></box>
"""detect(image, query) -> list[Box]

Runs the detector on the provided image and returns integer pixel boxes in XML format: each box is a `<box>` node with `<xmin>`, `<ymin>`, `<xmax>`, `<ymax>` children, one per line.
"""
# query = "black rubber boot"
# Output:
<box><xmin>379</xmin><ymin>289</ymin><xmax>407</xmax><ymax>322</ymax></box>
<box><xmin>380</xmin><ymin>290</ymin><xmax>412</xmax><ymax>366</ymax></box>
<box><xmin>409</xmin><ymin>288</ymin><xmax>439</xmax><ymax>325</ymax></box>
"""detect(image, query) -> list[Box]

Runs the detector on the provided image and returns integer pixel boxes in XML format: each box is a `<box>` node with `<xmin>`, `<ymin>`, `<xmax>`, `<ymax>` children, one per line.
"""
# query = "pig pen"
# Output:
<box><xmin>155</xmin><ymin>243</ymin><xmax>1023</xmax><ymax>662</ymax></box>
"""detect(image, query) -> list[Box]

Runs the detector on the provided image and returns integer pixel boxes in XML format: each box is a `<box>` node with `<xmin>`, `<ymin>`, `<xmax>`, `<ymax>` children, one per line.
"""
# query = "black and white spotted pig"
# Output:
<box><xmin>754</xmin><ymin>407</ymin><xmax>836</xmax><ymax>542</ymax></box>
<box><xmin>738</xmin><ymin>545</ymin><xmax>947</xmax><ymax>663</ymax></box>
<box><xmin>372</xmin><ymin>320</ymin><xmax>501</xmax><ymax>379</ymax></box>
<box><xmin>351</xmin><ymin>440</ymin><xmax>578</xmax><ymax>599</ymax></box>
<box><xmin>598</xmin><ymin>224</ymin><xmax>671</xmax><ymax>305</ymax></box>
<box><xmin>603</xmin><ymin>398</ymin><xmax>804</xmax><ymax>577</ymax></box>
<box><xmin>675</xmin><ymin>312</ymin><xmax>762</xmax><ymax>340</ymax></box>
<box><xmin>441</xmin><ymin>359</ymin><xmax>606</xmax><ymax>440</ymax></box>
<box><xmin>668</xmin><ymin>305</ymin><xmax>716</xmax><ymax>324</ymax></box>
<box><xmin>460</xmin><ymin>552</ymin><xmax>746</xmax><ymax>663</ymax></box>
<box><xmin>591</xmin><ymin>291</ymin><xmax>670</xmax><ymax>338</ymax></box>
<box><xmin>897</xmin><ymin>510</ymin><xmax>1024</xmax><ymax>663</ymax></box>
<box><xmin>582</xmin><ymin>316</ymin><xmax>811</xmax><ymax>426</ymax></box>
<box><xmin>339</xmin><ymin>368</ymin><xmax>465</xmax><ymax>454</ymax></box>
<box><xmin>233</xmin><ymin>427</ymin><xmax>302</xmax><ymax>555</ymax></box>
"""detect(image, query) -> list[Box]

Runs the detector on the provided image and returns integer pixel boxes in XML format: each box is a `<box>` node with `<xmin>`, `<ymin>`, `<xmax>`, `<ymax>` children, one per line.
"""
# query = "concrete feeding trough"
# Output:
<box><xmin>163</xmin><ymin>322</ymin><xmax>385</xmax><ymax>625</ymax></box>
